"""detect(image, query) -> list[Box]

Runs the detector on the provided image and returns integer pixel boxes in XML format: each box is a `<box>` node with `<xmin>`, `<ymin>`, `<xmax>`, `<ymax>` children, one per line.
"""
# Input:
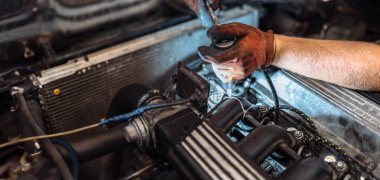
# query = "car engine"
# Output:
<box><xmin>0</xmin><ymin>0</ymin><xmax>379</xmax><ymax>180</ymax></box>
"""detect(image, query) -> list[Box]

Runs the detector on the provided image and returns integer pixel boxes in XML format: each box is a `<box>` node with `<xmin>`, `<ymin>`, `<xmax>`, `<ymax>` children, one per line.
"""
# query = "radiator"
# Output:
<box><xmin>30</xmin><ymin>6</ymin><xmax>259</xmax><ymax>133</ymax></box>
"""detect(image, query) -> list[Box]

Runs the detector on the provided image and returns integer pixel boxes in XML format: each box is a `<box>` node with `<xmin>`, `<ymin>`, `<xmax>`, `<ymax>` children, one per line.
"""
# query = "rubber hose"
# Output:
<box><xmin>56</xmin><ymin>124</ymin><xmax>127</xmax><ymax>162</ymax></box>
<box><xmin>14</xmin><ymin>93</ymin><xmax>73</xmax><ymax>180</ymax></box>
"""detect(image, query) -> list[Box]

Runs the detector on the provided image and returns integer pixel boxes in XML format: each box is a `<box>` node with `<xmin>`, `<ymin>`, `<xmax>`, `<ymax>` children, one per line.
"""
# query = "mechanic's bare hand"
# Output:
<box><xmin>198</xmin><ymin>23</ymin><xmax>275</xmax><ymax>82</ymax></box>
<box><xmin>184</xmin><ymin>0</ymin><xmax>218</xmax><ymax>15</ymax></box>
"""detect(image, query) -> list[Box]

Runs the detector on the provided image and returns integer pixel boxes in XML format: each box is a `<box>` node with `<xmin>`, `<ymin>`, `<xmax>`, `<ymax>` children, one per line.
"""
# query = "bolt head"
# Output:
<box><xmin>336</xmin><ymin>161</ymin><xmax>347</xmax><ymax>171</ymax></box>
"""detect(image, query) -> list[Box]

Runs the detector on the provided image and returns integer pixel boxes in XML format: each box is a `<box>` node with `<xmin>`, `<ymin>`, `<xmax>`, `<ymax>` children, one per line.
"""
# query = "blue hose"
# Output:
<box><xmin>51</xmin><ymin>139</ymin><xmax>79</xmax><ymax>180</ymax></box>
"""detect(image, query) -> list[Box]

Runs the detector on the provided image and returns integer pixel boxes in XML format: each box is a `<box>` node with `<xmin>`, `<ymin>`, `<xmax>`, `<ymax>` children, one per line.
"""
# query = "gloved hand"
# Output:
<box><xmin>198</xmin><ymin>23</ymin><xmax>275</xmax><ymax>82</ymax></box>
<box><xmin>184</xmin><ymin>0</ymin><xmax>218</xmax><ymax>15</ymax></box>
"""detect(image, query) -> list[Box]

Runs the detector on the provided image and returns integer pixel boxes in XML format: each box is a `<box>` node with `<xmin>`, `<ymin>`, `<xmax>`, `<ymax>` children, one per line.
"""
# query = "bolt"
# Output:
<box><xmin>294</xmin><ymin>130</ymin><xmax>304</xmax><ymax>140</ymax></box>
<box><xmin>336</xmin><ymin>161</ymin><xmax>347</xmax><ymax>172</ymax></box>
<box><xmin>287</xmin><ymin>127</ymin><xmax>304</xmax><ymax>140</ymax></box>
<box><xmin>258</xmin><ymin>104</ymin><xmax>268</xmax><ymax>112</ymax></box>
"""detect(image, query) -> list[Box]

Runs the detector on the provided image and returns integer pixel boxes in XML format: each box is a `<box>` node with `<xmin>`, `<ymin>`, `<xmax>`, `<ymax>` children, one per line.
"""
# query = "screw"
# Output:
<box><xmin>53</xmin><ymin>88</ymin><xmax>61</xmax><ymax>96</ymax></box>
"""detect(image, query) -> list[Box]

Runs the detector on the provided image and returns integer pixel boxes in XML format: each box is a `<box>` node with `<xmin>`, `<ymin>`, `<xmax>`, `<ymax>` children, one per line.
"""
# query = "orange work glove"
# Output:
<box><xmin>198</xmin><ymin>23</ymin><xmax>275</xmax><ymax>82</ymax></box>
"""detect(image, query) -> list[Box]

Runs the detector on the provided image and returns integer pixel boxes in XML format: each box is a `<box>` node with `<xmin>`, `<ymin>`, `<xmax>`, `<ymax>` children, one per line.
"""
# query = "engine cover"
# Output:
<box><xmin>155</xmin><ymin>100</ymin><xmax>333</xmax><ymax>180</ymax></box>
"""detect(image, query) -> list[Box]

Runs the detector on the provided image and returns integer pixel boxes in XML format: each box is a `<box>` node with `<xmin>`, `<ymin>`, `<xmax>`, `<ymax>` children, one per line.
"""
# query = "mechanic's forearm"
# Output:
<box><xmin>272</xmin><ymin>35</ymin><xmax>380</xmax><ymax>91</ymax></box>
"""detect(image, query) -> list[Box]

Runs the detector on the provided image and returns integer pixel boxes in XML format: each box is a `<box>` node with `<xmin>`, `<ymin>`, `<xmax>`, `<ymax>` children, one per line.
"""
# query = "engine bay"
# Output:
<box><xmin>0</xmin><ymin>1</ymin><xmax>380</xmax><ymax>180</ymax></box>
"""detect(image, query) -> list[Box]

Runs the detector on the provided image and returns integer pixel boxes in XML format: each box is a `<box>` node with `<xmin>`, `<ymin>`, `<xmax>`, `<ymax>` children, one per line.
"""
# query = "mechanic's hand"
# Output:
<box><xmin>184</xmin><ymin>0</ymin><xmax>218</xmax><ymax>15</ymax></box>
<box><xmin>198</xmin><ymin>23</ymin><xmax>275</xmax><ymax>82</ymax></box>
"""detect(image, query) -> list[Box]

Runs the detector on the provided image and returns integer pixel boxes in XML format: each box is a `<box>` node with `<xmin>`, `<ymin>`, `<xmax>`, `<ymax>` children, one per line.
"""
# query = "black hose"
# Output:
<box><xmin>56</xmin><ymin>125</ymin><xmax>127</xmax><ymax>163</ymax></box>
<box><xmin>52</xmin><ymin>139</ymin><xmax>79</xmax><ymax>180</ymax></box>
<box><xmin>14</xmin><ymin>93</ymin><xmax>73</xmax><ymax>180</ymax></box>
<box><xmin>262</xmin><ymin>67</ymin><xmax>280</xmax><ymax>123</ymax></box>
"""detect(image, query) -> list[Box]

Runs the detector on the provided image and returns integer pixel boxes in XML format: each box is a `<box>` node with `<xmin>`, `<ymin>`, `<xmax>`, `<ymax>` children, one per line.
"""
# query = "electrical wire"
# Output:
<box><xmin>0</xmin><ymin>99</ymin><xmax>190</xmax><ymax>149</ymax></box>
<box><xmin>224</xmin><ymin>97</ymin><xmax>256</xmax><ymax>119</ymax></box>
<box><xmin>0</xmin><ymin>124</ymin><xmax>99</xmax><ymax>149</ymax></box>
<box><xmin>263</xmin><ymin>105</ymin><xmax>318</xmax><ymax>133</ymax></box>
<box><xmin>262</xmin><ymin>67</ymin><xmax>280</xmax><ymax>123</ymax></box>
<box><xmin>126</xmin><ymin>163</ymin><xmax>156</xmax><ymax>180</ymax></box>
<box><xmin>99</xmin><ymin>99</ymin><xmax>190</xmax><ymax>126</ymax></box>
<box><xmin>52</xmin><ymin>139</ymin><xmax>79</xmax><ymax>180</ymax></box>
